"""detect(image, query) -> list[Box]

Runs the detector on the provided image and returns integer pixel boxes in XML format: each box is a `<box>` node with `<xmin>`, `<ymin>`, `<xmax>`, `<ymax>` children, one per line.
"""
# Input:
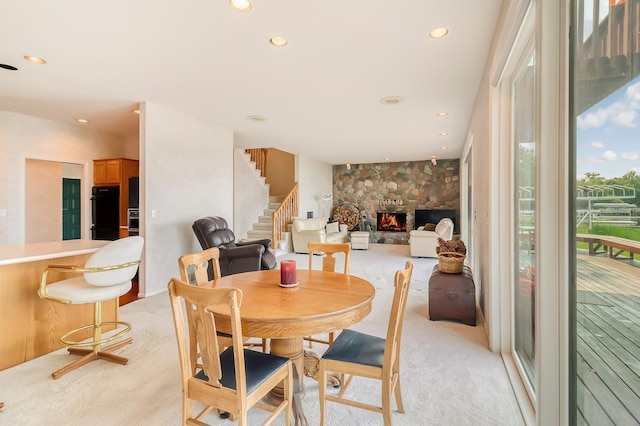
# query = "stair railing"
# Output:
<box><xmin>272</xmin><ymin>183</ymin><xmax>299</xmax><ymax>250</ymax></box>
<box><xmin>245</xmin><ymin>148</ymin><xmax>267</xmax><ymax>178</ymax></box>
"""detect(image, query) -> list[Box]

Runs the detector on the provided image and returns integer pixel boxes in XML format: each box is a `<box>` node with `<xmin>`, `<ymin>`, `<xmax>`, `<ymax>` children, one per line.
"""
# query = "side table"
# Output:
<box><xmin>428</xmin><ymin>264</ymin><xmax>476</xmax><ymax>326</ymax></box>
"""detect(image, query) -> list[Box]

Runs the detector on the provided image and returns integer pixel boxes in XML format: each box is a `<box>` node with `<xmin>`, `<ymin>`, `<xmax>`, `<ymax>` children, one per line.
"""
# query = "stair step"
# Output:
<box><xmin>253</xmin><ymin>222</ymin><xmax>272</xmax><ymax>231</ymax></box>
<box><xmin>268</xmin><ymin>202</ymin><xmax>280</xmax><ymax>210</ymax></box>
<box><xmin>247</xmin><ymin>230</ymin><xmax>272</xmax><ymax>240</ymax></box>
<box><xmin>258</xmin><ymin>216</ymin><xmax>272</xmax><ymax>224</ymax></box>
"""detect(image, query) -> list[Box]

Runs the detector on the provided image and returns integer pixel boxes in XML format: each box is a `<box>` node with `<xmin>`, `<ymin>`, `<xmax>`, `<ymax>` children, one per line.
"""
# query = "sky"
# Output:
<box><xmin>577</xmin><ymin>75</ymin><xmax>640</xmax><ymax>179</ymax></box>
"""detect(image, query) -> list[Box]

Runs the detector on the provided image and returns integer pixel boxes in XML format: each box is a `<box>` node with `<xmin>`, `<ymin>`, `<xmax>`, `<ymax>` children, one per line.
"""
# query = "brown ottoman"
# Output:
<box><xmin>428</xmin><ymin>264</ymin><xmax>476</xmax><ymax>326</ymax></box>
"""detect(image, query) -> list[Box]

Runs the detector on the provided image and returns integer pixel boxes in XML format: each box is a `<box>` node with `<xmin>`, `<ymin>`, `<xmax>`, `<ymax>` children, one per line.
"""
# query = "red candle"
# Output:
<box><xmin>280</xmin><ymin>260</ymin><xmax>297</xmax><ymax>285</ymax></box>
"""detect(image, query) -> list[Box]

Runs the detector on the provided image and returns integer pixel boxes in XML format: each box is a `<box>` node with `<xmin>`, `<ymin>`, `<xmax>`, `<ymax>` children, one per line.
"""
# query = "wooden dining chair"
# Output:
<box><xmin>305</xmin><ymin>242</ymin><xmax>352</xmax><ymax>348</ymax></box>
<box><xmin>178</xmin><ymin>248</ymin><xmax>267</xmax><ymax>358</ymax></box>
<box><xmin>168</xmin><ymin>278</ymin><xmax>292</xmax><ymax>426</ymax></box>
<box><xmin>318</xmin><ymin>261</ymin><xmax>413</xmax><ymax>426</ymax></box>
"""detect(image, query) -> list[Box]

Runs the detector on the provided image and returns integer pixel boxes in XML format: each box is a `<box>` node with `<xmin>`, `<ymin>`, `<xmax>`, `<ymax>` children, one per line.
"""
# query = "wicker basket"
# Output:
<box><xmin>437</xmin><ymin>252</ymin><xmax>466</xmax><ymax>274</ymax></box>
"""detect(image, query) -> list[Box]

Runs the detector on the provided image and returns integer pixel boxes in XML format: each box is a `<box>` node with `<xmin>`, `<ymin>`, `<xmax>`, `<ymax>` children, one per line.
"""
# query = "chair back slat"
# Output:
<box><xmin>384</xmin><ymin>261</ymin><xmax>413</xmax><ymax>374</ymax></box>
<box><xmin>194</xmin><ymin>302</ymin><xmax>223</xmax><ymax>386</ymax></box>
<box><xmin>308</xmin><ymin>242</ymin><xmax>351</xmax><ymax>274</ymax></box>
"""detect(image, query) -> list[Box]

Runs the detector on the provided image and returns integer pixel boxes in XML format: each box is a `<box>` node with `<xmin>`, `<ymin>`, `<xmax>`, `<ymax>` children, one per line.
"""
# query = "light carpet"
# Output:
<box><xmin>0</xmin><ymin>244</ymin><xmax>523</xmax><ymax>425</ymax></box>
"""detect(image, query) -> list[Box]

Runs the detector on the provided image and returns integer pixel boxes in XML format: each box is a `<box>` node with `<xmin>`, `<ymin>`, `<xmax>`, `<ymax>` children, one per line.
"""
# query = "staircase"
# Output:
<box><xmin>243</xmin><ymin>148</ymin><xmax>297</xmax><ymax>256</ymax></box>
<box><xmin>246</xmin><ymin>196</ymin><xmax>292</xmax><ymax>256</ymax></box>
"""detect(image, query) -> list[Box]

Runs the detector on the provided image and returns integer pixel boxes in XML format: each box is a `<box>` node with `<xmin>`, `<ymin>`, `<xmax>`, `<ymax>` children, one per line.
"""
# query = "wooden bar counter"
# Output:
<box><xmin>0</xmin><ymin>240</ymin><xmax>117</xmax><ymax>371</ymax></box>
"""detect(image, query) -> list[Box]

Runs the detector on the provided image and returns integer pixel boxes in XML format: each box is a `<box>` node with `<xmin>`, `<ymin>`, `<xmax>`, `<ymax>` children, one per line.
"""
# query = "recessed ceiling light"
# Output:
<box><xmin>229</xmin><ymin>0</ymin><xmax>252</xmax><ymax>12</ymax></box>
<box><xmin>0</xmin><ymin>63</ymin><xmax>18</xmax><ymax>71</ymax></box>
<box><xmin>269</xmin><ymin>37</ymin><xmax>288</xmax><ymax>47</ymax></box>
<box><xmin>429</xmin><ymin>28</ymin><xmax>450</xmax><ymax>39</ymax></box>
<box><xmin>437</xmin><ymin>112</ymin><xmax>448</xmax><ymax>116</ymax></box>
<box><xmin>132</xmin><ymin>109</ymin><xmax>140</xmax><ymax>114</ymax></box>
<box><xmin>380</xmin><ymin>96</ymin><xmax>403</xmax><ymax>105</ymax></box>
<box><xmin>439</xmin><ymin>132</ymin><xmax>448</xmax><ymax>136</ymax></box>
<box><xmin>24</xmin><ymin>55</ymin><xmax>46</xmax><ymax>64</ymax></box>
<box><xmin>247</xmin><ymin>115</ymin><xmax>266</xmax><ymax>122</ymax></box>
<box><xmin>441</xmin><ymin>146</ymin><xmax>448</xmax><ymax>150</ymax></box>
<box><xmin>76</xmin><ymin>118</ymin><xmax>89</xmax><ymax>123</ymax></box>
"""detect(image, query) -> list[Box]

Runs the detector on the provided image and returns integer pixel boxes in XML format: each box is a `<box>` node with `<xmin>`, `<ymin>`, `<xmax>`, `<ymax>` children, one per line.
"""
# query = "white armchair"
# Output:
<box><xmin>409</xmin><ymin>218</ymin><xmax>454</xmax><ymax>257</ymax></box>
<box><xmin>291</xmin><ymin>218</ymin><xmax>348</xmax><ymax>253</ymax></box>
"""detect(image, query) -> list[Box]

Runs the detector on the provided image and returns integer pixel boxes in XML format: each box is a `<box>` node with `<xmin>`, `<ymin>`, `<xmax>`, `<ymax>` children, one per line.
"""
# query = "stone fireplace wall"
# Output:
<box><xmin>332</xmin><ymin>159</ymin><xmax>460</xmax><ymax>244</ymax></box>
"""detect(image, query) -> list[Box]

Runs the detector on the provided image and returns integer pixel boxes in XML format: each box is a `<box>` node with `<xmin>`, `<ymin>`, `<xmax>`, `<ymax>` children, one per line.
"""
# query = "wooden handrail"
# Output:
<box><xmin>272</xmin><ymin>183</ymin><xmax>299</xmax><ymax>250</ymax></box>
<box><xmin>245</xmin><ymin>148</ymin><xmax>267</xmax><ymax>178</ymax></box>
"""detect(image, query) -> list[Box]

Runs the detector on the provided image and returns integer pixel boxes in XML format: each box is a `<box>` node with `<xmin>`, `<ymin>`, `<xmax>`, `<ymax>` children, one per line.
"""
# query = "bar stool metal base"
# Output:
<box><xmin>53</xmin><ymin>336</ymin><xmax>133</xmax><ymax>380</ymax></box>
<box><xmin>52</xmin><ymin>301</ymin><xmax>133</xmax><ymax>380</ymax></box>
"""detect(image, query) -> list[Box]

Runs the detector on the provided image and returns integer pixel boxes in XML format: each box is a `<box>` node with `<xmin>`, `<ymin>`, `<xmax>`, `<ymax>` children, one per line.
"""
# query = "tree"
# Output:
<box><xmin>609</xmin><ymin>170</ymin><xmax>640</xmax><ymax>207</ymax></box>
<box><xmin>577</xmin><ymin>172</ymin><xmax>607</xmax><ymax>186</ymax></box>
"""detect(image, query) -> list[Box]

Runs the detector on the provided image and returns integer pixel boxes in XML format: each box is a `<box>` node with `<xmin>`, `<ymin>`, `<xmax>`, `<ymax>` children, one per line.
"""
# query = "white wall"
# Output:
<box><xmin>139</xmin><ymin>102</ymin><xmax>233</xmax><ymax>297</ymax></box>
<box><xmin>296</xmin><ymin>155</ymin><xmax>333</xmax><ymax>219</ymax></box>
<box><xmin>233</xmin><ymin>149</ymin><xmax>269</xmax><ymax>240</ymax></box>
<box><xmin>0</xmin><ymin>110</ymin><xmax>128</xmax><ymax>246</ymax></box>
<box><xmin>466</xmin><ymin>71</ymin><xmax>497</xmax><ymax>346</ymax></box>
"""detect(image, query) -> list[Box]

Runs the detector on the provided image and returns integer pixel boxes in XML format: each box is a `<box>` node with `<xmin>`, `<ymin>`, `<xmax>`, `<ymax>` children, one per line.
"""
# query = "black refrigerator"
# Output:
<box><xmin>91</xmin><ymin>186</ymin><xmax>120</xmax><ymax>240</ymax></box>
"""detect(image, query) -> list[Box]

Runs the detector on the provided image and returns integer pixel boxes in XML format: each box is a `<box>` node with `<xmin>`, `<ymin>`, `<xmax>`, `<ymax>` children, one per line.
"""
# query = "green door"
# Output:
<box><xmin>62</xmin><ymin>178</ymin><xmax>81</xmax><ymax>240</ymax></box>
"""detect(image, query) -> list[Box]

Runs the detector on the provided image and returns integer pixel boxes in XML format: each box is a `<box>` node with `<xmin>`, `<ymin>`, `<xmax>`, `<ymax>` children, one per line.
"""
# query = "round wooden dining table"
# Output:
<box><xmin>208</xmin><ymin>268</ymin><xmax>375</xmax><ymax>425</ymax></box>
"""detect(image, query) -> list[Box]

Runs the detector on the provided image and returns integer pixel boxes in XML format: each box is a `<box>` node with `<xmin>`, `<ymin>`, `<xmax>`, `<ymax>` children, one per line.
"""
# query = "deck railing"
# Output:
<box><xmin>272</xmin><ymin>183</ymin><xmax>298</xmax><ymax>250</ymax></box>
<box><xmin>576</xmin><ymin>0</ymin><xmax>640</xmax><ymax>113</ymax></box>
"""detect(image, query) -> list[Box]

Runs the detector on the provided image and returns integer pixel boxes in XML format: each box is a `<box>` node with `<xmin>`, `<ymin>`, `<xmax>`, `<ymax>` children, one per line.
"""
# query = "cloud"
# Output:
<box><xmin>611</xmin><ymin>109</ymin><xmax>638</xmax><ymax>127</ymax></box>
<box><xmin>626</xmin><ymin>81</ymin><xmax>640</xmax><ymax>105</ymax></box>
<box><xmin>622</xmin><ymin>151</ymin><xmax>639</xmax><ymax>160</ymax></box>
<box><xmin>591</xmin><ymin>141</ymin><xmax>604</xmax><ymax>149</ymax></box>
<box><xmin>577</xmin><ymin>81</ymin><xmax>640</xmax><ymax>130</ymax></box>
<box><xmin>578</xmin><ymin>108</ymin><xmax>613</xmax><ymax>129</ymax></box>
<box><xmin>582</xmin><ymin>156</ymin><xmax>603</xmax><ymax>163</ymax></box>
<box><xmin>601</xmin><ymin>150</ymin><xmax>617</xmax><ymax>161</ymax></box>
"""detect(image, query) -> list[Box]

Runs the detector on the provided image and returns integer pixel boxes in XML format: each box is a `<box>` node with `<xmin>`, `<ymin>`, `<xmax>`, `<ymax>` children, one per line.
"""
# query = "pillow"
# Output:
<box><xmin>326</xmin><ymin>221</ymin><xmax>340</xmax><ymax>234</ymax></box>
<box><xmin>423</xmin><ymin>223</ymin><xmax>437</xmax><ymax>231</ymax></box>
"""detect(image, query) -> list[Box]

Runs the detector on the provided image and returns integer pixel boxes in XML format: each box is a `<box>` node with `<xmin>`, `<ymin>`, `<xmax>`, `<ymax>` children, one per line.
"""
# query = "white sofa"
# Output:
<box><xmin>408</xmin><ymin>218</ymin><xmax>454</xmax><ymax>258</ymax></box>
<box><xmin>291</xmin><ymin>218</ymin><xmax>348</xmax><ymax>254</ymax></box>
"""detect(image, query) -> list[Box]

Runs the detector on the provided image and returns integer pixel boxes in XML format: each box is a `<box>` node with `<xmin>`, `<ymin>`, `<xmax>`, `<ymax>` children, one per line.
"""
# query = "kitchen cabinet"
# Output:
<box><xmin>93</xmin><ymin>159</ymin><xmax>122</xmax><ymax>185</ymax></box>
<box><xmin>93</xmin><ymin>158</ymin><xmax>139</xmax><ymax>227</ymax></box>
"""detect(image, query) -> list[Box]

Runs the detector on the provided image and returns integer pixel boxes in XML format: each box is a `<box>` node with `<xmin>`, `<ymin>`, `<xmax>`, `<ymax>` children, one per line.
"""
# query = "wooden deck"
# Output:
<box><xmin>576</xmin><ymin>254</ymin><xmax>640</xmax><ymax>425</ymax></box>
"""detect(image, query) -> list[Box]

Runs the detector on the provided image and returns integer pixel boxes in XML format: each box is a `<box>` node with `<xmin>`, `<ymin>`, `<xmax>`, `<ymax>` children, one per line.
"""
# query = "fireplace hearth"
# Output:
<box><xmin>377</xmin><ymin>212</ymin><xmax>407</xmax><ymax>232</ymax></box>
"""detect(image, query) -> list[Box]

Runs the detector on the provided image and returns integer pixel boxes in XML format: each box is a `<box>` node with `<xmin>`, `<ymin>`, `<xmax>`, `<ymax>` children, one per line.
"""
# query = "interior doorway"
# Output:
<box><xmin>25</xmin><ymin>159</ymin><xmax>83</xmax><ymax>243</ymax></box>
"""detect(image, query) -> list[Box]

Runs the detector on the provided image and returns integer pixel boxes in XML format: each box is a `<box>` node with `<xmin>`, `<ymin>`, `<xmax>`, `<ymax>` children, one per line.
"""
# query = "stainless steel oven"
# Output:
<box><xmin>127</xmin><ymin>208</ymin><xmax>139</xmax><ymax>236</ymax></box>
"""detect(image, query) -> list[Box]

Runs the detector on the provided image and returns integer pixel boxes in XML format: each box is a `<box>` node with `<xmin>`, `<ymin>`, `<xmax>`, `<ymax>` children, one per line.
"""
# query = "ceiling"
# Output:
<box><xmin>0</xmin><ymin>0</ymin><xmax>503</xmax><ymax>166</ymax></box>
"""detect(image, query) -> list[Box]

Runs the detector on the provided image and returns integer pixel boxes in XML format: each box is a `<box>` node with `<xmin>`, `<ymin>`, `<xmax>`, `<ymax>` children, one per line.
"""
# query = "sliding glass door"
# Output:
<box><xmin>572</xmin><ymin>0</ymin><xmax>640</xmax><ymax>423</ymax></box>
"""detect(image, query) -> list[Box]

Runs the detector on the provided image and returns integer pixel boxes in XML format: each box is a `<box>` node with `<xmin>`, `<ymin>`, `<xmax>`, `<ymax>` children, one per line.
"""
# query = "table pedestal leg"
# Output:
<box><xmin>303</xmin><ymin>350</ymin><xmax>341</xmax><ymax>387</ymax></box>
<box><xmin>269</xmin><ymin>337</ymin><xmax>308</xmax><ymax>426</ymax></box>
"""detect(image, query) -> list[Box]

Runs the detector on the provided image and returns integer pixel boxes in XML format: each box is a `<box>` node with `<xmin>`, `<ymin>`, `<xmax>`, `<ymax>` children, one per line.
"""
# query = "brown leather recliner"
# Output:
<box><xmin>192</xmin><ymin>216</ymin><xmax>277</xmax><ymax>277</ymax></box>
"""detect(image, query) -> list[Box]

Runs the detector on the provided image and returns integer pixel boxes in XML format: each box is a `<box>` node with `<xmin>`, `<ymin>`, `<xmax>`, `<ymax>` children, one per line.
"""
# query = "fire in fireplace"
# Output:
<box><xmin>377</xmin><ymin>212</ymin><xmax>407</xmax><ymax>232</ymax></box>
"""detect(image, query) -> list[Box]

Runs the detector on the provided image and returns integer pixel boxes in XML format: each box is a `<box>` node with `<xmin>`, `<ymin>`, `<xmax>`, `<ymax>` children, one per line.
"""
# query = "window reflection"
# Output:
<box><xmin>513</xmin><ymin>52</ymin><xmax>536</xmax><ymax>388</ymax></box>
